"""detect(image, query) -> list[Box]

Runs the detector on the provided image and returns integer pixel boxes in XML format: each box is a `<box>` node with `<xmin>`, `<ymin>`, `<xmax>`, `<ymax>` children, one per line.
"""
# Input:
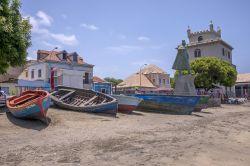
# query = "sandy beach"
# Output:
<box><xmin>0</xmin><ymin>103</ymin><xmax>250</xmax><ymax>166</ymax></box>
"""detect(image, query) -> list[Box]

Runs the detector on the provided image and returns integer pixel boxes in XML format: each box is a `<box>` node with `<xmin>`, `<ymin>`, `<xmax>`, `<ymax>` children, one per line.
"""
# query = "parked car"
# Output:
<box><xmin>0</xmin><ymin>91</ymin><xmax>7</xmax><ymax>107</ymax></box>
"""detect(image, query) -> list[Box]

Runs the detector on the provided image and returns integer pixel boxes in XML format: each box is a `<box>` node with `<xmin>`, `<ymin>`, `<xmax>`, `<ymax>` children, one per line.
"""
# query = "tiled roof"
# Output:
<box><xmin>118</xmin><ymin>73</ymin><xmax>155</xmax><ymax>88</ymax></box>
<box><xmin>0</xmin><ymin>66</ymin><xmax>25</xmax><ymax>83</ymax></box>
<box><xmin>93</xmin><ymin>76</ymin><xmax>106</xmax><ymax>83</ymax></box>
<box><xmin>140</xmin><ymin>64</ymin><xmax>167</xmax><ymax>74</ymax></box>
<box><xmin>236</xmin><ymin>73</ymin><xmax>250</xmax><ymax>83</ymax></box>
<box><xmin>37</xmin><ymin>50</ymin><xmax>84</xmax><ymax>64</ymax></box>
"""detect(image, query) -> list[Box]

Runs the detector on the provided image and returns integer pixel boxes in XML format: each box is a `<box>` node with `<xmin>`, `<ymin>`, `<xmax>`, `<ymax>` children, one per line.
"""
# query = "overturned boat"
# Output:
<box><xmin>50</xmin><ymin>86</ymin><xmax>118</xmax><ymax>115</ymax></box>
<box><xmin>133</xmin><ymin>94</ymin><xmax>200</xmax><ymax>115</ymax></box>
<box><xmin>6</xmin><ymin>90</ymin><xmax>50</xmax><ymax>124</ymax></box>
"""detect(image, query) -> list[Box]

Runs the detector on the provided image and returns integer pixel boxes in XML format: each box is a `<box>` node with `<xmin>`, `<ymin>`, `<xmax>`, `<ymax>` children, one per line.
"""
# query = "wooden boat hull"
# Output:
<box><xmin>51</xmin><ymin>86</ymin><xmax>118</xmax><ymax>115</ymax></box>
<box><xmin>132</xmin><ymin>94</ymin><xmax>200</xmax><ymax>115</ymax></box>
<box><xmin>9</xmin><ymin>98</ymin><xmax>50</xmax><ymax>121</ymax></box>
<box><xmin>112</xmin><ymin>95</ymin><xmax>142</xmax><ymax>113</ymax></box>
<box><xmin>194</xmin><ymin>95</ymin><xmax>210</xmax><ymax>112</ymax></box>
<box><xmin>7</xmin><ymin>90</ymin><xmax>50</xmax><ymax>123</ymax></box>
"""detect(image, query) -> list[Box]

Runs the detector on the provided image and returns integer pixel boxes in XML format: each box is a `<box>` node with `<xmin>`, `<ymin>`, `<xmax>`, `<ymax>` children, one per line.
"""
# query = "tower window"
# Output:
<box><xmin>194</xmin><ymin>49</ymin><xmax>201</xmax><ymax>57</ymax></box>
<box><xmin>222</xmin><ymin>48</ymin><xmax>225</xmax><ymax>56</ymax></box>
<box><xmin>228</xmin><ymin>52</ymin><xmax>231</xmax><ymax>59</ymax></box>
<box><xmin>198</xmin><ymin>36</ymin><xmax>203</xmax><ymax>42</ymax></box>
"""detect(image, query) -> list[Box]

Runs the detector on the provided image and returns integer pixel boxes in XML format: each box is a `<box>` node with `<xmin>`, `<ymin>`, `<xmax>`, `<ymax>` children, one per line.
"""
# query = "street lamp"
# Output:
<box><xmin>139</xmin><ymin>64</ymin><xmax>147</xmax><ymax>90</ymax></box>
<box><xmin>49</xmin><ymin>47</ymin><xmax>58</xmax><ymax>60</ymax></box>
<box><xmin>52</xmin><ymin>47</ymin><xmax>58</xmax><ymax>51</ymax></box>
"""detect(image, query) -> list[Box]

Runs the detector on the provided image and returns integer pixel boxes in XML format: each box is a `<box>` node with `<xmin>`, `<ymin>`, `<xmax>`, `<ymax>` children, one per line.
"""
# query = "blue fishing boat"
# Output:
<box><xmin>132</xmin><ymin>94</ymin><xmax>200</xmax><ymax>115</ymax></box>
<box><xmin>50</xmin><ymin>86</ymin><xmax>118</xmax><ymax>116</ymax></box>
<box><xmin>6</xmin><ymin>90</ymin><xmax>50</xmax><ymax>123</ymax></box>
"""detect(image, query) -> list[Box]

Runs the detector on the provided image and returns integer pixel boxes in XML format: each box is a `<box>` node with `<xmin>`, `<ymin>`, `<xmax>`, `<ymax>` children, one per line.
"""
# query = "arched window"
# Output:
<box><xmin>194</xmin><ymin>49</ymin><xmax>201</xmax><ymax>58</ymax></box>
<box><xmin>198</xmin><ymin>36</ymin><xmax>203</xmax><ymax>42</ymax></box>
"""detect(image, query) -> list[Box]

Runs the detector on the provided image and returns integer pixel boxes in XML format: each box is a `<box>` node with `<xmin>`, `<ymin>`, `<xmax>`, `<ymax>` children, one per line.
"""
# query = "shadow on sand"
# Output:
<box><xmin>191</xmin><ymin>113</ymin><xmax>204</xmax><ymax>118</ymax></box>
<box><xmin>118</xmin><ymin>111</ymin><xmax>144</xmax><ymax>116</ymax></box>
<box><xmin>200</xmin><ymin>111</ymin><xmax>213</xmax><ymax>114</ymax></box>
<box><xmin>6</xmin><ymin>112</ymin><xmax>50</xmax><ymax>131</ymax></box>
<box><xmin>134</xmin><ymin>109</ymin><xmax>195</xmax><ymax>116</ymax></box>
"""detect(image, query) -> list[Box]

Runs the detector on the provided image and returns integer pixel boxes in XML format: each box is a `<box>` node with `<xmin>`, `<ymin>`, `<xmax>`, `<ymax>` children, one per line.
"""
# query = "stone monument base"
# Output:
<box><xmin>174</xmin><ymin>74</ymin><xmax>196</xmax><ymax>96</ymax></box>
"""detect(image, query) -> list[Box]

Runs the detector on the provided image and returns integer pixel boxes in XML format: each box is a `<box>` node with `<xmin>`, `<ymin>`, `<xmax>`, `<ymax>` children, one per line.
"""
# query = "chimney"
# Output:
<box><xmin>62</xmin><ymin>50</ymin><xmax>67</xmax><ymax>60</ymax></box>
<box><xmin>37</xmin><ymin>50</ymin><xmax>41</xmax><ymax>60</ymax></box>
<box><xmin>73</xmin><ymin>53</ymin><xmax>78</xmax><ymax>63</ymax></box>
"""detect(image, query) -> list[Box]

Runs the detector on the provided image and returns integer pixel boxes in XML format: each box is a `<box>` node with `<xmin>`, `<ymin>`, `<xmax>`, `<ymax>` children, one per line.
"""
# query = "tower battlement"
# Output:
<box><xmin>187</xmin><ymin>22</ymin><xmax>221</xmax><ymax>43</ymax></box>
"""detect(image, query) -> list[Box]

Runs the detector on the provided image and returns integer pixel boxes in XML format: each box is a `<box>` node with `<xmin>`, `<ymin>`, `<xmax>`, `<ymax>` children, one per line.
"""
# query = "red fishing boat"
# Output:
<box><xmin>6</xmin><ymin>90</ymin><xmax>51</xmax><ymax>124</ymax></box>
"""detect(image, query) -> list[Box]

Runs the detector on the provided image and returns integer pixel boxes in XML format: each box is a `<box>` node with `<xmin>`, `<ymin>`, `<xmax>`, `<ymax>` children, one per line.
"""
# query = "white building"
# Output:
<box><xmin>19</xmin><ymin>50</ymin><xmax>94</xmax><ymax>89</ymax></box>
<box><xmin>186</xmin><ymin>22</ymin><xmax>233</xmax><ymax>64</ymax></box>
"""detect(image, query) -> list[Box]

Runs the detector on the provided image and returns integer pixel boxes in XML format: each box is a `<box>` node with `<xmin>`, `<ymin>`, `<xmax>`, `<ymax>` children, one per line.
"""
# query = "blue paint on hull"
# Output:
<box><xmin>132</xmin><ymin>94</ymin><xmax>200</xmax><ymax>115</ymax></box>
<box><xmin>54</xmin><ymin>100</ymin><xmax>118</xmax><ymax>115</ymax></box>
<box><xmin>10</xmin><ymin>97</ymin><xmax>51</xmax><ymax>120</ymax></box>
<box><xmin>88</xmin><ymin>102</ymin><xmax>118</xmax><ymax>114</ymax></box>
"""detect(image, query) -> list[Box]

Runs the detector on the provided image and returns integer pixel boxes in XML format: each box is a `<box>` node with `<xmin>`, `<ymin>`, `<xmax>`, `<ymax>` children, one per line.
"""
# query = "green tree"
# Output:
<box><xmin>174</xmin><ymin>57</ymin><xmax>237</xmax><ymax>91</ymax></box>
<box><xmin>170</xmin><ymin>77</ymin><xmax>175</xmax><ymax>88</ymax></box>
<box><xmin>0</xmin><ymin>0</ymin><xmax>31</xmax><ymax>74</ymax></box>
<box><xmin>104</xmin><ymin>77</ymin><xmax>123</xmax><ymax>92</ymax></box>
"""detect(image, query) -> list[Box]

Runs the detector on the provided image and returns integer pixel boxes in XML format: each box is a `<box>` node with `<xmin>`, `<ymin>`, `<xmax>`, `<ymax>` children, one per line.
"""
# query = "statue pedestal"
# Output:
<box><xmin>174</xmin><ymin>74</ymin><xmax>196</xmax><ymax>96</ymax></box>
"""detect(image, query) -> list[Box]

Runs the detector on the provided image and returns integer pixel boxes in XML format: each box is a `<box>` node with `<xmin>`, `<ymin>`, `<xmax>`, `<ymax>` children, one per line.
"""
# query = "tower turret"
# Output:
<box><xmin>217</xmin><ymin>26</ymin><xmax>221</xmax><ymax>38</ymax></box>
<box><xmin>187</xmin><ymin>26</ymin><xmax>191</xmax><ymax>37</ymax></box>
<box><xmin>209</xmin><ymin>21</ymin><xmax>214</xmax><ymax>31</ymax></box>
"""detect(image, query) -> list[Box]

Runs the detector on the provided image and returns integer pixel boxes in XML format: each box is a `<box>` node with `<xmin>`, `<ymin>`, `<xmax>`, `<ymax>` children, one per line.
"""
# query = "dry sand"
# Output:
<box><xmin>0</xmin><ymin>103</ymin><xmax>250</xmax><ymax>166</ymax></box>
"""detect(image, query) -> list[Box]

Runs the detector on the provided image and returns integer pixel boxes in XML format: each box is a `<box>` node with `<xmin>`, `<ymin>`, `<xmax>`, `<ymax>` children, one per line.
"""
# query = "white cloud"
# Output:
<box><xmin>26</xmin><ymin>11</ymin><xmax>78</xmax><ymax>46</ymax></box>
<box><xmin>42</xmin><ymin>41</ymin><xmax>62</xmax><ymax>49</ymax></box>
<box><xmin>26</xmin><ymin>56</ymin><xmax>35</xmax><ymax>60</ymax></box>
<box><xmin>131</xmin><ymin>59</ymin><xmax>161</xmax><ymax>66</ymax></box>
<box><xmin>117</xmin><ymin>34</ymin><xmax>127</xmax><ymax>40</ymax></box>
<box><xmin>36</xmin><ymin>11</ymin><xmax>53</xmax><ymax>26</ymax></box>
<box><xmin>65</xmin><ymin>26</ymin><xmax>71</xmax><ymax>30</ymax></box>
<box><xmin>80</xmin><ymin>23</ymin><xmax>99</xmax><ymax>31</ymax></box>
<box><xmin>50</xmin><ymin>34</ymin><xmax>78</xmax><ymax>46</ymax></box>
<box><xmin>137</xmin><ymin>36</ymin><xmax>150</xmax><ymax>42</ymax></box>
<box><xmin>106</xmin><ymin>45</ymin><xmax>143</xmax><ymax>54</ymax></box>
<box><xmin>150</xmin><ymin>43</ymin><xmax>167</xmax><ymax>50</ymax></box>
<box><xmin>61</xmin><ymin>14</ymin><xmax>67</xmax><ymax>19</ymax></box>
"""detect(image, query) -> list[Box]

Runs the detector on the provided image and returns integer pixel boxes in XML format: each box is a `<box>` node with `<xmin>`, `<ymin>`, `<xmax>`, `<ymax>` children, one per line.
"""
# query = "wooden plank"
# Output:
<box><xmin>101</xmin><ymin>99</ymin><xmax>107</xmax><ymax>104</ymax></box>
<box><xmin>80</xmin><ymin>95</ymin><xmax>98</xmax><ymax>106</ymax></box>
<box><xmin>59</xmin><ymin>90</ymin><xmax>75</xmax><ymax>100</ymax></box>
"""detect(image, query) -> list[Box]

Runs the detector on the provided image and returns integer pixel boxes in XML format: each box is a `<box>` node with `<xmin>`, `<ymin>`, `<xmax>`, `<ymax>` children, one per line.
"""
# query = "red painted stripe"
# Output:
<box><xmin>118</xmin><ymin>104</ymin><xmax>137</xmax><ymax>114</ymax></box>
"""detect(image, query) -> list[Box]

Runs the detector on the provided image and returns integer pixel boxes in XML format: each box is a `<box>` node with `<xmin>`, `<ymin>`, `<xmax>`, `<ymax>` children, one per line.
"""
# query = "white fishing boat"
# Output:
<box><xmin>112</xmin><ymin>94</ymin><xmax>142</xmax><ymax>113</ymax></box>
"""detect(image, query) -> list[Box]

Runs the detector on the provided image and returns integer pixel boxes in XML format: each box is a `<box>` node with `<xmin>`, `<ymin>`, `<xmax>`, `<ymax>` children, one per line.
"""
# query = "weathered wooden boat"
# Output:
<box><xmin>132</xmin><ymin>94</ymin><xmax>201</xmax><ymax>115</ymax></box>
<box><xmin>194</xmin><ymin>95</ymin><xmax>210</xmax><ymax>112</ymax></box>
<box><xmin>112</xmin><ymin>94</ymin><xmax>143</xmax><ymax>113</ymax></box>
<box><xmin>50</xmin><ymin>86</ymin><xmax>118</xmax><ymax>115</ymax></box>
<box><xmin>6</xmin><ymin>90</ymin><xmax>50</xmax><ymax>123</ymax></box>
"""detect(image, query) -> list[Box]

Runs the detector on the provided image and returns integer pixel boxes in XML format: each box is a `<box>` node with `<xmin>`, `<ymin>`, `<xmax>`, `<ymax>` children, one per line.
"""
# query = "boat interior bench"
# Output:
<box><xmin>9</xmin><ymin>94</ymin><xmax>39</xmax><ymax>107</ymax></box>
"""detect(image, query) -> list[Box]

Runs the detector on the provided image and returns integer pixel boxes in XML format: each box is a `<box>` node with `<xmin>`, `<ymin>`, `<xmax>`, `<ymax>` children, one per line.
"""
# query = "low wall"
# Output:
<box><xmin>207</xmin><ymin>98</ymin><xmax>221</xmax><ymax>107</ymax></box>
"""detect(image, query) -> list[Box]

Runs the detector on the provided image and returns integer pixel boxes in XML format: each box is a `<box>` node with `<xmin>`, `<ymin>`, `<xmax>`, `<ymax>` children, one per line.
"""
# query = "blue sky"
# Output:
<box><xmin>21</xmin><ymin>0</ymin><xmax>250</xmax><ymax>79</ymax></box>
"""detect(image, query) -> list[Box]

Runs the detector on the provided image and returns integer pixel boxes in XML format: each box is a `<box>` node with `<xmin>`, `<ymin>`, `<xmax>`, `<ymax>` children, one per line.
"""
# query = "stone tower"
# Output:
<box><xmin>186</xmin><ymin>21</ymin><xmax>233</xmax><ymax>64</ymax></box>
